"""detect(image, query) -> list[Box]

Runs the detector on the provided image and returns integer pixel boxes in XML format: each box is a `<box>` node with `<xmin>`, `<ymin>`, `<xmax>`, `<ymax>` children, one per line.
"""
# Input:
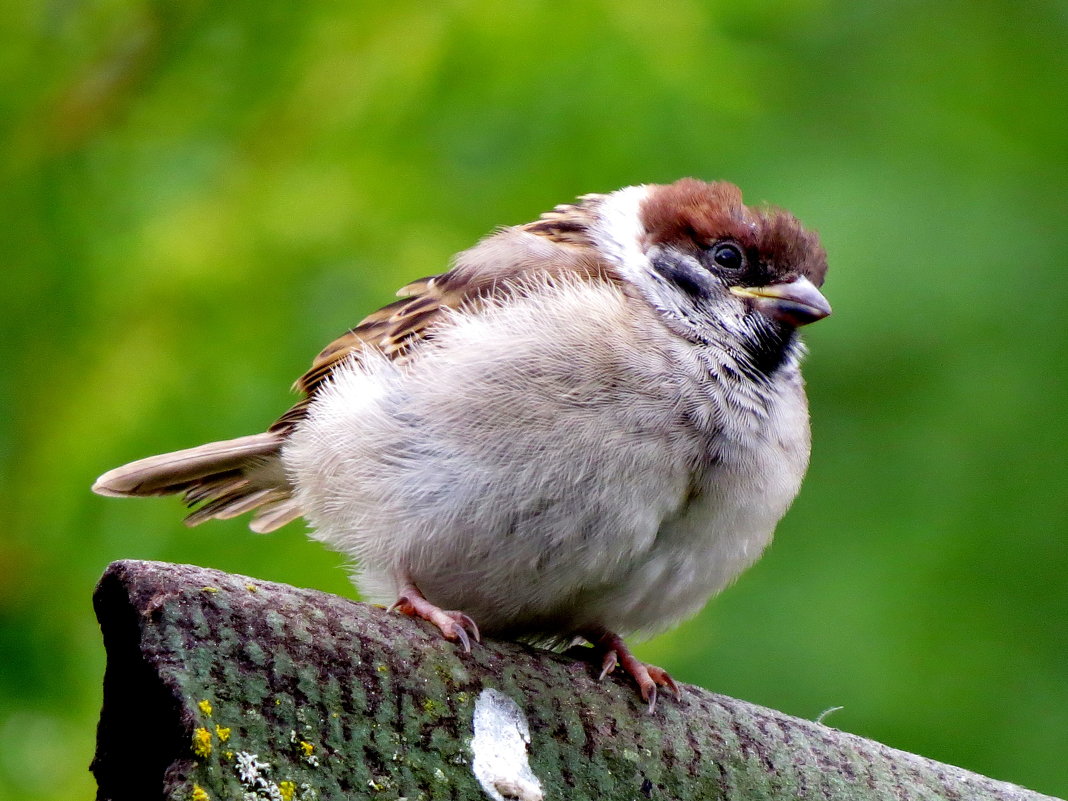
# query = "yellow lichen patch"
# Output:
<box><xmin>215</xmin><ymin>725</ymin><xmax>231</xmax><ymax>742</ymax></box>
<box><xmin>278</xmin><ymin>780</ymin><xmax>297</xmax><ymax>801</ymax></box>
<box><xmin>245</xmin><ymin>584</ymin><xmax>258</xmax><ymax>593</ymax></box>
<box><xmin>200</xmin><ymin>586</ymin><xmax>219</xmax><ymax>594</ymax></box>
<box><xmin>191</xmin><ymin>784</ymin><xmax>210</xmax><ymax>801</ymax></box>
<box><xmin>299</xmin><ymin>740</ymin><xmax>315</xmax><ymax>758</ymax></box>
<box><xmin>198</xmin><ymin>699</ymin><xmax>213</xmax><ymax>717</ymax></box>
<box><xmin>191</xmin><ymin>727</ymin><xmax>213</xmax><ymax>758</ymax></box>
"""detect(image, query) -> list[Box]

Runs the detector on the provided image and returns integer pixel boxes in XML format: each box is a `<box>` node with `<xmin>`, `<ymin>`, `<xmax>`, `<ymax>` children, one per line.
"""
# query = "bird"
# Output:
<box><xmin>93</xmin><ymin>178</ymin><xmax>831</xmax><ymax>711</ymax></box>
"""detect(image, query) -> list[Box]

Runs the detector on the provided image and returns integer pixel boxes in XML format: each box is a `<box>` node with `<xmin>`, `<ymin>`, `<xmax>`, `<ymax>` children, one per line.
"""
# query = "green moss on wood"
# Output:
<box><xmin>93</xmin><ymin>560</ymin><xmax>1062</xmax><ymax>801</ymax></box>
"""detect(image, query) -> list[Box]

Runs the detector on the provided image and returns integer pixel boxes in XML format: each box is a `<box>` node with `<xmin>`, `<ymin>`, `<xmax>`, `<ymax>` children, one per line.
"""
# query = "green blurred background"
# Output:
<box><xmin>2</xmin><ymin>1</ymin><xmax>1066</xmax><ymax>798</ymax></box>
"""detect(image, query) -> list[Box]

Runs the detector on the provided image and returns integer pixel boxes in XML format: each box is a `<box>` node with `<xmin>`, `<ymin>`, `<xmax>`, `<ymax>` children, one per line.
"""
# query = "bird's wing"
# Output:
<box><xmin>96</xmin><ymin>208</ymin><xmax>614</xmax><ymax>531</ymax></box>
<box><xmin>270</xmin><ymin>216</ymin><xmax>615</xmax><ymax>435</ymax></box>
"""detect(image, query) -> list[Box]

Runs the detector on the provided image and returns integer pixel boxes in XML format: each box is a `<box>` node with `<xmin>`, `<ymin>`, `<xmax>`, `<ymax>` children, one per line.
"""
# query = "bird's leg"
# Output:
<box><xmin>387</xmin><ymin>573</ymin><xmax>481</xmax><ymax>652</ymax></box>
<box><xmin>587</xmin><ymin>627</ymin><xmax>680</xmax><ymax>713</ymax></box>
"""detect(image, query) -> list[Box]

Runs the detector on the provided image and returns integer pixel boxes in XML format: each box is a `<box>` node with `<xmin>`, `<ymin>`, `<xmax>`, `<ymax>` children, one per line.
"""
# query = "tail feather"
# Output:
<box><xmin>250</xmin><ymin>498</ymin><xmax>303</xmax><ymax>534</ymax></box>
<box><xmin>182</xmin><ymin>474</ymin><xmax>249</xmax><ymax>506</ymax></box>
<box><xmin>93</xmin><ymin>433</ymin><xmax>282</xmax><ymax>497</ymax></box>
<box><xmin>92</xmin><ymin>432</ymin><xmax>300</xmax><ymax>530</ymax></box>
<box><xmin>183</xmin><ymin>487</ymin><xmax>288</xmax><ymax>527</ymax></box>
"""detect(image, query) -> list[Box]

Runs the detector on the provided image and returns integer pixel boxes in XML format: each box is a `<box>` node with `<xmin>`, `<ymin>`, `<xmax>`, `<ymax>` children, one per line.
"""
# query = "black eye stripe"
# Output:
<box><xmin>650</xmin><ymin>252</ymin><xmax>710</xmax><ymax>298</ymax></box>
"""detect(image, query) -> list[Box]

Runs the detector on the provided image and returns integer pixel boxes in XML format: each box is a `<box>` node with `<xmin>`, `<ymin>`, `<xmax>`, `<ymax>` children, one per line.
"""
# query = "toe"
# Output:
<box><xmin>585</xmin><ymin>628</ymin><xmax>680</xmax><ymax>712</ymax></box>
<box><xmin>388</xmin><ymin>582</ymin><xmax>481</xmax><ymax>652</ymax></box>
<box><xmin>386</xmin><ymin>595</ymin><xmax>413</xmax><ymax>616</ymax></box>
<box><xmin>647</xmin><ymin>665</ymin><xmax>681</xmax><ymax>698</ymax></box>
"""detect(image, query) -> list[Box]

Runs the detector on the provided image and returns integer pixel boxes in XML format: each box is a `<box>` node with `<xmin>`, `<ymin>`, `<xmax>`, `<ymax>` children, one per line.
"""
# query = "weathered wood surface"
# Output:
<box><xmin>92</xmin><ymin>560</ymin><xmax>1061</xmax><ymax>801</ymax></box>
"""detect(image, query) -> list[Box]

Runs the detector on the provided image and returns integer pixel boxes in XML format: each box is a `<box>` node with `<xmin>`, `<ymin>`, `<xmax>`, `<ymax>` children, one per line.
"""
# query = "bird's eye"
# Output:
<box><xmin>710</xmin><ymin>241</ymin><xmax>745</xmax><ymax>273</ymax></box>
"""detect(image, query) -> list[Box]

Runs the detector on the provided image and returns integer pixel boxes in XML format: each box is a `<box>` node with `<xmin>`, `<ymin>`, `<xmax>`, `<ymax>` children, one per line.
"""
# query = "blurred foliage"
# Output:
<box><xmin>1</xmin><ymin>1</ymin><xmax>1066</xmax><ymax>799</ymax></box>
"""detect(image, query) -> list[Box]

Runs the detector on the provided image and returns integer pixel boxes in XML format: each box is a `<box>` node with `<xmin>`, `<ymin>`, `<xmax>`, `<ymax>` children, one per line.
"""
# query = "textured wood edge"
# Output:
<box><xmin>91</xmin><ymin>560</ymin><xmax>1062</xmax><ymax>801</ymax></box>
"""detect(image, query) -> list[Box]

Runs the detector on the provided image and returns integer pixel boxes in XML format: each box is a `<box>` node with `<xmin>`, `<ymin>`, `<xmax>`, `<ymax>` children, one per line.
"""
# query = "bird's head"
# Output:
<box><xmin>584</xmin><ymin>178</ymin><xmax>831</xmax><ymax>375</ymax></box>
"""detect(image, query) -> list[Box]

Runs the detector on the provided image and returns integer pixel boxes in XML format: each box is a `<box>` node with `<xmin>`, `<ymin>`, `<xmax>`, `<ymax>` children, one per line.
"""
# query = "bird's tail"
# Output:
<box><xmin>92</xmin><ymin>432</ymin><xmax>301</xmax><ymax>533</ymax></box>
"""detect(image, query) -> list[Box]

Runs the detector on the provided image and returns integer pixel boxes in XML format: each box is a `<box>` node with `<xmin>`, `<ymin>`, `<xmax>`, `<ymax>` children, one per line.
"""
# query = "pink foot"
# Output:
<box><xmin>388</xmin><ymin>579</ymin><xmax>481</xmax><ymax>652</ymax></box>
<box><xmin>589</xmin><ymin>629</ymin><xmax>680</xmax><ymax>713</ymax></box>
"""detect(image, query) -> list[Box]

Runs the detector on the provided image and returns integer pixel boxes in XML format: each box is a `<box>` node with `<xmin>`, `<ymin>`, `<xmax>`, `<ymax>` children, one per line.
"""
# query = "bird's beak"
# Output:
<box><xmin>730</xmin><ymin>276</ymin><xmax>831</xmax><ymax>327</ymax></box>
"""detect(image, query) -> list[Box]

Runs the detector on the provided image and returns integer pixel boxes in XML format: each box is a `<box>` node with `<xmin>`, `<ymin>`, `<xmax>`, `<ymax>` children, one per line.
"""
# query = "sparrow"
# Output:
<box><xmin>93</xmin><ymin>178</ymin><xmax>830</xmax><ymax>711</ymax></box>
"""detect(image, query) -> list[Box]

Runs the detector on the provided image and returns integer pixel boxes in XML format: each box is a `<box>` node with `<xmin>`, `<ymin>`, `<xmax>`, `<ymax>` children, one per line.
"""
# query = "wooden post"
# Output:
<box><xmin>91</xmin><ymin>560</ymin><xmax>1060</xmax><ymax>801</ymax></box>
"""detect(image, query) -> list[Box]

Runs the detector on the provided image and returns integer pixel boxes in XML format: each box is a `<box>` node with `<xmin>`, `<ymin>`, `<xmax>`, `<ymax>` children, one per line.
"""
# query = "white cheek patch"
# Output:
<box><xmin>590</xmin><ymin>184</ymin><xmax>652</xmax><ymax>283</ymax></box>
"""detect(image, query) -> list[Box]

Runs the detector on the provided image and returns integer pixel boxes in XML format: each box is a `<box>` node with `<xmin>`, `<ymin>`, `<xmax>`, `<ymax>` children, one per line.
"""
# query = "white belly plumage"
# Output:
<box><xmin>283</xmin><ymin>279</ymin><xmax>810</xmax><ymax>641</ymax></box>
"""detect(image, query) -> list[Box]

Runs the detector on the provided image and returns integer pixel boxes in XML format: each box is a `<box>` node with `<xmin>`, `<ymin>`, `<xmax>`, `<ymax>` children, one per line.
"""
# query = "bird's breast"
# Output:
<box><xmin>284</xmin><ymin>277</ymin><xmax>811</xmax><ymax>639</ymax></box>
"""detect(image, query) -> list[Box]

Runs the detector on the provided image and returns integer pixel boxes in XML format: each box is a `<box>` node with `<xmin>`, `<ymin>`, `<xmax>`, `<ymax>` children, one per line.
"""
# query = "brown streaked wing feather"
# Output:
<box><xmin>518</xmin><ymin>197</ymin><xmax>603</xmax><ymax>247</ymax></box>
<box><xmin>272</xmin><ymin>214</ymin><xmax>617</xmax><ymax>435</ymax></box>
<box><xmin>277</xmin><ymin>274</ymin><xmax>460</xmax><ymax>422</ymax></box>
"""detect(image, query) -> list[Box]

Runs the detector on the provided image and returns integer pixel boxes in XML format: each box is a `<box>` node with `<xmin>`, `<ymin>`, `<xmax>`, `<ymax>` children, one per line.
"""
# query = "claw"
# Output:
<box><xmin>645</xmin><ymin>684</ymin><xmax>658</xmax><ymax>714</ymax></box>
<box><xmin>450</xmin><ymin>620</ymin><xmax>472</xmax><ymax>653</ymax></box>
<box><xmin>455</xmin><ymin>612</ymin><xmax>481</xmax><ymax>644</ymax></box>
<box><xmin>598</xmin><ymin>649</ymin><xmax>618</xmax><ymax>682</ymax></box>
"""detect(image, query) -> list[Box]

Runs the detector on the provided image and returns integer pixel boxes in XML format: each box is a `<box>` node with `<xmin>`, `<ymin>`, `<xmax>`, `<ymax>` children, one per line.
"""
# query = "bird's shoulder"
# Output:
<box><xmin>270</xmin><ymin>224</ymin><xmax>618</xmax><ymax>434</ymax></box>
